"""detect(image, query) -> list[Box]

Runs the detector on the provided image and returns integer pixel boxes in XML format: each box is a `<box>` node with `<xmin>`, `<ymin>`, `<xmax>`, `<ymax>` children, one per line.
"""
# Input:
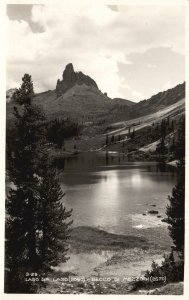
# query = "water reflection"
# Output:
<box><xmin>130</xmin><ymin>172</ymin><xmax>142</xmax><ymax>186</ymax></box>
<box><xmin>58</xmin><ymin>153</ymin><xmax>176</xmax><ymax>234</ymax></box>
<box><xmin>54</xmin><ymin>152</ymin><xmax>175</xmax><ymax>174</ymax></box>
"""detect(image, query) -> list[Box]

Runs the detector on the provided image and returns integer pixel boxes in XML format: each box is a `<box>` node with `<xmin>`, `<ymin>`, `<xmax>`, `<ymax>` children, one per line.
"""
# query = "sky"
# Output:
<box><xmin>6</xmin><ymin>3</ymin><xmax>185</xmax><ymax>102</ymax></box>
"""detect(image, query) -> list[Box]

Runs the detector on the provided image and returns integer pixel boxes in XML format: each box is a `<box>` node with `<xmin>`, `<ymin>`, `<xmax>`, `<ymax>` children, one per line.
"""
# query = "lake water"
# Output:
<box><xmin>58</xmin><ymin>152</ymin><xmax>176</xmax><ymax>235</ymax></box>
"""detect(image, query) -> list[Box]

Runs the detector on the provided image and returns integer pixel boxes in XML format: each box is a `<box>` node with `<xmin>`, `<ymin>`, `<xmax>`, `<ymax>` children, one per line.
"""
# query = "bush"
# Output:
<box><xmin>135</xmin><ymin>251</ymin><xmax>184</xmax><ymax>290</ymax></box>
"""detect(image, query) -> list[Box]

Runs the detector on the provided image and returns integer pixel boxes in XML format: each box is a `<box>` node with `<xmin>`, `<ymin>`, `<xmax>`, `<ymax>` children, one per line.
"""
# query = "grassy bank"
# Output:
<box><xmin>69</xmin><ymin>226</ymin><xmax>149</xmax><ymax>252</ymax></box>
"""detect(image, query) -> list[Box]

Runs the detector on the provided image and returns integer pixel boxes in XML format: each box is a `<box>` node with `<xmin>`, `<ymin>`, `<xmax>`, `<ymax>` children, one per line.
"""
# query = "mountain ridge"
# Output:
<box><xmin>6</xmin><ymin>64</ymin><xmax>185</xmax><ymax>125</ymax></box>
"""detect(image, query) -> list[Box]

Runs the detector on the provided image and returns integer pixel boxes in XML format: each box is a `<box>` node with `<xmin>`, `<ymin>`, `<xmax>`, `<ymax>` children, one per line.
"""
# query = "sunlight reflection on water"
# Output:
<box><xmin>61</xmin><ymin>167</ymin><xmax>174</xmax><ymax>234</ymax></box>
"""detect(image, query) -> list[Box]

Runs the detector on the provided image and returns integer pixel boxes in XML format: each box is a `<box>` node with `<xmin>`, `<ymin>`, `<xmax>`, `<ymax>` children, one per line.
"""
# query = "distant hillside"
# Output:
<box><xmin>113</xmin><ymin>98</ymin><xmax>135</xmax><ymax>107</ymax></box>
<box><xmin>132</xmin><ymin>82</ymin><xmax>185</xmax><ymax>117</ymax></box>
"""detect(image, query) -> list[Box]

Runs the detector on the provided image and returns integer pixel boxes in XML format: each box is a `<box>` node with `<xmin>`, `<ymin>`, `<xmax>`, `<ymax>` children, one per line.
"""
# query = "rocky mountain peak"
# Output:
<box><xmin>62</xmin><ymin>63</ymin><xmax>75</xmax><ymax>83</ymax></box>
<box><xmin>56</xmin><ymin>63</ymin><xmax>98</xmax><ymax>96</ymax></box>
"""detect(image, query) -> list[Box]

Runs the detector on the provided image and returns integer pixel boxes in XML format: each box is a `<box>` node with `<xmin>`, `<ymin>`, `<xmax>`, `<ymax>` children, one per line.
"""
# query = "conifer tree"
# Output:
<box><xmin>165</xmin><ymin>117</ymin><xmax>185</xmax><ymax>257</ymax></box>
<box><xmin>14</xmin><ymin>74</ymin><xmax>34</xmax><ymax>105</ymax></box>
<box><xmin>106</xmin><ymin>134</ymin><xmax>109</xmax><ymax>146</ymax></box>
<box><xmin>6</xmin><ymin>74</ymin><xmax>45</xmax><ymax>292</ymax></box>
<box><xmin>5</xmin><ymin>74</ymin><xmax>72</xmax><ymax>292</ymax></box>
<box><xmin>37</xmin><ymin>154</ymin><xmax>73</xmax><ymax>269</ymax></box>
<box><xmin>166</xmin><ymin>158</ymin><xmax>185</xmax><ymax>255</ymax></box>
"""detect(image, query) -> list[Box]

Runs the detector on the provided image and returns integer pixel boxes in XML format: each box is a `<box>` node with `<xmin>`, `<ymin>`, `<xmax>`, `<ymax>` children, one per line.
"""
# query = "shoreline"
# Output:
<box><xmin>38</xmin><ymin>225</ymin><xmax>175</xmax><ymax>294</ymax></box>
<box><xmin>49</xmin><ymin>146</ymin><xmax>175</xmax><ymax>165</ymax></box>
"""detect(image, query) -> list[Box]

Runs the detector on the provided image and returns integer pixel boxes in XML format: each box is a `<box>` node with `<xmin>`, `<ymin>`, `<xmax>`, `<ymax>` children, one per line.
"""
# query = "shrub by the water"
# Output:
<box><xmin>135</xmin><ymin>251</ymin><xmax>184</xmax><ymax>290</ymax></box>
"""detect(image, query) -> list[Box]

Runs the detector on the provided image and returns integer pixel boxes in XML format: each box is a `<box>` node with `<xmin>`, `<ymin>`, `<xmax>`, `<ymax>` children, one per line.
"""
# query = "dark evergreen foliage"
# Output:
<box><xmin>165</xmin><ymin>159</ymin><xmax>185</xmax><ymax>254</ymax></box>
<box><xmin>46</xmin><ymin>119</ymin><xmax>80</xmax><ymax>148</ymax></box>
<box><xmin>106</xmin><ymin>134</ymin><xmax>109</xmax><ymax>146</ymax></box>
<box><xmin>37</xmin><ymin>154</ymin><xmax>73</xmax><ymax>269</ymax></box>
<box><xmin>13</xmin><ymin>74</ymin><xmax>34</xmax><ymax>105</ymax></box>
<box><xmin>135</xmin><ymin>251</ymin><xmax>184</xmax><ymax>290</ymax></box>
<box><xmin>156</xmin><ymin>137</ymin><xmax>167</xmax><ymax>156</ymax></box>
<box><xmin>174</xmin><ymin>117</ymin><xmax>185</xmax><ymax>159</ymax></box>
<box><xmin>5</xmin><ymin>74</ymin><xmax>72</xmax><ymax>293</ymax></box>
<box><xmin>165</xmin><ymin>116</ymin><xmax>185</xmax><ymax>255</ymax></box>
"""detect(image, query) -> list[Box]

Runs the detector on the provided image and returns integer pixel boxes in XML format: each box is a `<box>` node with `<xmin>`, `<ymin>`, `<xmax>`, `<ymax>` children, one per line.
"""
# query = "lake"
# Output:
<box><xmin>58</xmin><ymin>152</ymin><xmax>176</xmax><ymax>235</ymax></box>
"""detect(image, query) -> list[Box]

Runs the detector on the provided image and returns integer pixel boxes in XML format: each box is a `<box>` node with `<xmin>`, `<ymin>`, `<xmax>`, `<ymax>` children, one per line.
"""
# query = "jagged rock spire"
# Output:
<box><xmin>56</xmin><ymin>63</ymin><xmax>98</xmax><ymax>96</ymax></box>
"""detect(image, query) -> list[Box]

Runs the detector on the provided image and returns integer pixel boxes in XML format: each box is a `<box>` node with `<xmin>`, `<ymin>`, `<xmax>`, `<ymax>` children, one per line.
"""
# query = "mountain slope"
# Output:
<box><xmin>6</xmin><ymin>64</ymin><xmax>185</xmax><ymax>125</ymax></box>
<box><xmin>132</xmin><ymin>83</ymin><xmax>185</xmax><ymax>117</ymax></box>
<box><xmin>6</xmin><ymin>63</ymin><xmax>135</xmax><ymax>122</ymax></box>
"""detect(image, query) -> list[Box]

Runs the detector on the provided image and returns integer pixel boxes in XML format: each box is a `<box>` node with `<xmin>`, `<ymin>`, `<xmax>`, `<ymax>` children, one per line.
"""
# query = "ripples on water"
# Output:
<box><xmin>57</xmin><ymin>152</ymin><xmax>176</xmax><ymax>234</ymax></box>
